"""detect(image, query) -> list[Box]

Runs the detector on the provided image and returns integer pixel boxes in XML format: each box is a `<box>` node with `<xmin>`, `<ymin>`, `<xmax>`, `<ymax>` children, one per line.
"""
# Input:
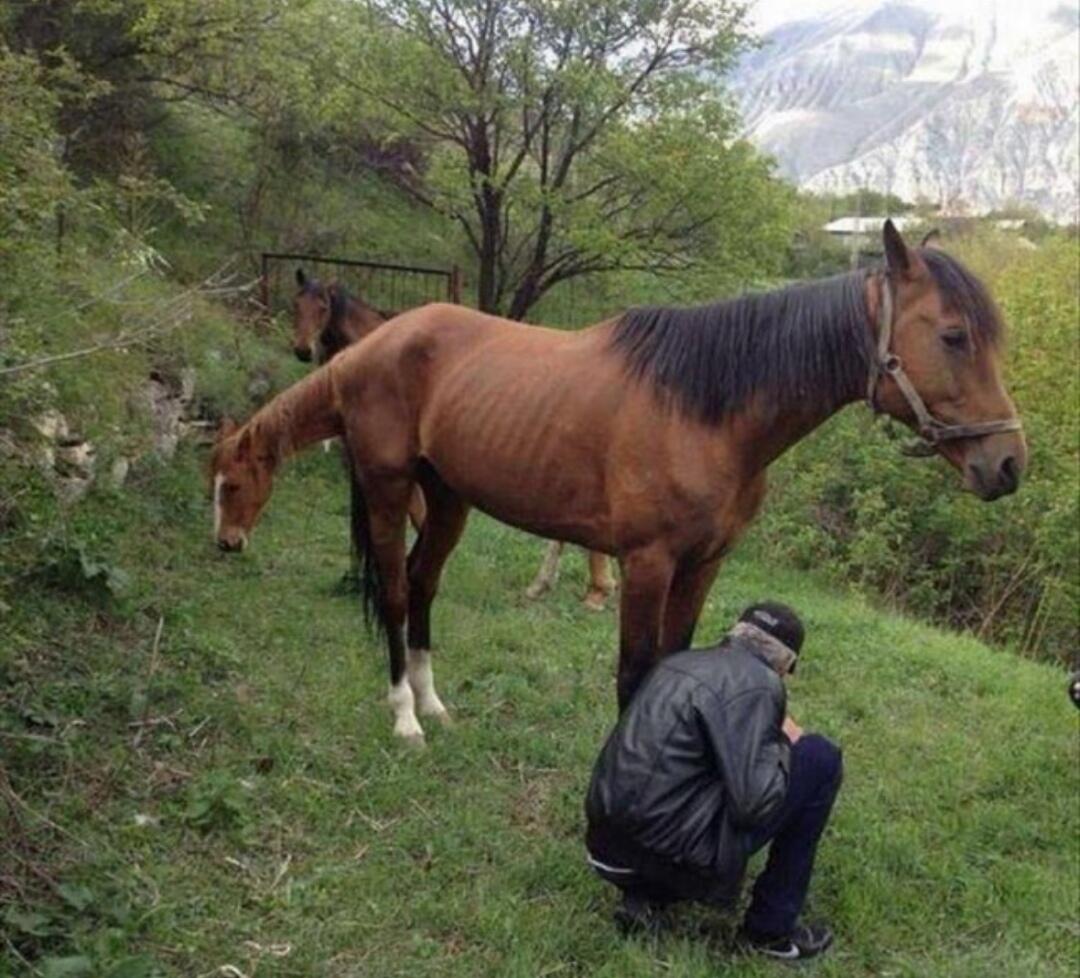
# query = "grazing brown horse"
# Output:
<box><xmin>212</xmin><ymin>223</ymin><xmax>1025</xmax><ymax>744</ymax></box>
<box><xmin>292</xmin><ymin>266</ymin><xmax>617</xmax><ymax>608</ymax></box>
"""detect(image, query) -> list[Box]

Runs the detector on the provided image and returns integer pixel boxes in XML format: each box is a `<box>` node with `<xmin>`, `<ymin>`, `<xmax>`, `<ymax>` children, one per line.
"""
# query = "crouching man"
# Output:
<box><xmin>585</xmin><ymin>602</ymin><xmax>842</xmax><ymax>961</ymax></box>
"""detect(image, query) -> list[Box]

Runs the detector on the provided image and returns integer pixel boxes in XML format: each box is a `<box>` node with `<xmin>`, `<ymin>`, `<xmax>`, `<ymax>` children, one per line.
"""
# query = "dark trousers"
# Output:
<box><xmin>587</xmin><ymin>733</ymin><xmax>842</xmax><ymax>936</ymax></box>
<box><xmin>743</xmin><ymin>733</ymin><xmax>843</xmax><ymax>937</ymax></box>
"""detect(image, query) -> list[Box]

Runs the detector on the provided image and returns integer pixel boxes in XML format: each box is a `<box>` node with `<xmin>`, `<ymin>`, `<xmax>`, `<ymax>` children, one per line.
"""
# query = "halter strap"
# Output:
<box><xmin>866</xmin><ymin>273</ymin><xmax>1022</xmax><ymax>448</ymax></box>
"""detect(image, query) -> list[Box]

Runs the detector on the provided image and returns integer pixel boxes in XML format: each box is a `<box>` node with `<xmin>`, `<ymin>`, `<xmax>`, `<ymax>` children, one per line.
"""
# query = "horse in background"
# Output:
<box><xmin>526</xmin><ymin>541</ymin><xmax>615</xmax><ymax>611</ymax></box>
<box><xmin>291</xmin><ymin>268</ymin><xmax>390</xmax><ymax>364</ymax></box>
<box><xmin>213</xmin><ymin>222</ymin><xmax>1025</xmax><ymax>745</ymax></box>
<box><xmin>292</xmin><ymin>266</ymin><xmax>617</xmax><ymax>610</ymax></box>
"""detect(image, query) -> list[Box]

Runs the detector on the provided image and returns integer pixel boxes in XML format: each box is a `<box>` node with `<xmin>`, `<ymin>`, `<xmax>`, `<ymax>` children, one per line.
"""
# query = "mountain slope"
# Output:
<box><xmin>733</xmin><ymin>1</ymin><xmax>1080</xmax><ymax>220</ymax></box>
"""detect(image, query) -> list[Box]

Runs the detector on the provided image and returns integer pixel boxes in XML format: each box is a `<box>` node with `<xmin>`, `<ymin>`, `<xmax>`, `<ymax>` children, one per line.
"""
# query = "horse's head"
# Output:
<box><xmin>208</xmin><ymin>418</ymin><xmax>277</xmax><ymax>552</ymax></box>
<box><xmin>872</xmin><ymin>220</ymin><xmax>1026</xmax><ymax>501</ymax></box>
<box><xmin>292</xmin><ymin>268</ymin><xmax>332</xmax><ymax>362</ymax></box>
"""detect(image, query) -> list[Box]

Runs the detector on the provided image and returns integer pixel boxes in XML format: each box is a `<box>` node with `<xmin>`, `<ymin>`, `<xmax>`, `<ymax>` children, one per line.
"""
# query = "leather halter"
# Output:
<box><xmin>866</xmin><ymin>273</ymin><xmax>1022</xmax><ymax>453</ymax></box>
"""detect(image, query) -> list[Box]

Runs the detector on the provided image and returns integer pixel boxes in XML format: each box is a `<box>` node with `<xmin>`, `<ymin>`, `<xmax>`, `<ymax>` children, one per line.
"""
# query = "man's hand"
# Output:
<box><xmin>782</xmin><ymin>715</ymin><xmax>804</xmax><ymax>744</ymax></box>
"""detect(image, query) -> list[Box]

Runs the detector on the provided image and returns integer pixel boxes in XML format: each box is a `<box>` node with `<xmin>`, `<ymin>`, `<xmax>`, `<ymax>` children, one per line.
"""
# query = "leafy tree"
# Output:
<box><xmin>313</xmin><ymin>0</ymin><xmax>791</xmax><ymax>316</ymax></box>
<box><xmin>0</xmin><ymin>44</ymin><xmax>78</xmax><ymax>261</ymax></box>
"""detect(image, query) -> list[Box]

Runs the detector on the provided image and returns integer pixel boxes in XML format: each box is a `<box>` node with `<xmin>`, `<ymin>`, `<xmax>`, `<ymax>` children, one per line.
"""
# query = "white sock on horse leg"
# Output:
<box><xmin>387</xmin><ymin>676</ymin><xmax>424</xmax><ymax>742</ymax></box>
<box><xmin>407</xmin><ymin>648</ymin><xmax>449</xmax><ymax>721</ymax></box>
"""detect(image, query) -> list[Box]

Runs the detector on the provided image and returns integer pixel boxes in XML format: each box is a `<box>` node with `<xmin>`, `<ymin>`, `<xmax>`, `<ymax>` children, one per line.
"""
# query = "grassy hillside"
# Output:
<box><xmin>2</xmin><ymin>442</ymin><xmax>1076</xmax><ymax>978</ymax></box>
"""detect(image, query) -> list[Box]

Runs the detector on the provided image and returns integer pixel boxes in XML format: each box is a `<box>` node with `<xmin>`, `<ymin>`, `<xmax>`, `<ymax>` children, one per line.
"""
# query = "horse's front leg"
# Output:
<box><xmin>661</xmin><ymin>556</ymin><xmax>724</xmax><ymax>655</ymax></box>
<box><xmin>616</xmin><ymin>546</ymin><xmax>677</xmax><ymax>711</ymax></box>
<box><xmin>405</xmin><ymin>466</ymin><xmax>469</xmax><ymax>727</ymax></box>
<box><xmin>355</xmin><ymin>472</ymin><xmax>420</xmax><ymax>744</ymax></box>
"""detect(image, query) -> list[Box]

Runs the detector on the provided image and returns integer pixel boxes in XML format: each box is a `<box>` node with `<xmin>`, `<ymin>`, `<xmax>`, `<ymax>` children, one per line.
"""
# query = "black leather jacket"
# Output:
<box><xmin>585</xmin><ymin>637</ymin><xmax>791</xmax><ymax>900</ymax></box>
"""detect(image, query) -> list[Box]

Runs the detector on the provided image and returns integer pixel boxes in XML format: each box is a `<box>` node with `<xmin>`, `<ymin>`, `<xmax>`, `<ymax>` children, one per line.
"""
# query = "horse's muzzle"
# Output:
<box><xmin>967</xmin><ymin>454</ymin><xmax>1021</xmax><ymax>501</ymax></box>
<box><xmin>293</xmin><ymin>346</ymin><xmax>313</xmax><ymax>363</ymax></box>
<box><xmin>217</xmin><ymin>535</ymin><xmax>246</xmax><ymax>553</ymax></box>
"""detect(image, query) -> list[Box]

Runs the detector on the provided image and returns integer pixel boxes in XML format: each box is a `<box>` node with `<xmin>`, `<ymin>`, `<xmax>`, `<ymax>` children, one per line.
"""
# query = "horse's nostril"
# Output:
<box><xmin>999</xmin><ymin>455</ymin><xmax>1019</xmax><ymax>492</ymax></box>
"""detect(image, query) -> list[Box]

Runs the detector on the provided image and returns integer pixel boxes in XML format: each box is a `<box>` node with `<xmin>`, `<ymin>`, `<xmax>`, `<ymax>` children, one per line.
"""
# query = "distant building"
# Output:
<box><xmin>822</xmin><ymin>216</ymin><xmax>917</xmax><ymax>267</ymax></box>
<box><xmin>822</xmin><ymin>216</ymin><xmax>917</xmax><ymax>238</ymax></box>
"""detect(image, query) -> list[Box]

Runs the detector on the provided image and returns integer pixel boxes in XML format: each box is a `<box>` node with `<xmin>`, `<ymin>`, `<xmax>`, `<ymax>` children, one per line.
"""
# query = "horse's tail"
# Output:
<box><xmin>345</xmin><ymin>451</ymin><xmax>390</xmax><ymax>643</ymax></box>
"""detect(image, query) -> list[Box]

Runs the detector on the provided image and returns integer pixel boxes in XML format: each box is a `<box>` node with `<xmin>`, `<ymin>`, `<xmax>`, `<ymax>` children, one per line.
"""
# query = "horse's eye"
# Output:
<box><xmin>942</xmin><ymin>329</ymin><xmax>968</xmax><ymax>351</ymax></box>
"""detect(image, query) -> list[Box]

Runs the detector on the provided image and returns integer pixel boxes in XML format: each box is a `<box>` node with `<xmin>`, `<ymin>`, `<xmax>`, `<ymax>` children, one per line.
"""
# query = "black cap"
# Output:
<box><xmin>739</xmin><ymin>602</ymin><xmax>804</xmax><ymax>656</ymax></box>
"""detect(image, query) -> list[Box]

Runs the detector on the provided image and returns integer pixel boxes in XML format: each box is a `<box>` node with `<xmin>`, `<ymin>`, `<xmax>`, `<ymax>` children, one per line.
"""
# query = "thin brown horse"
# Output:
<box><xmin>292</xmin><ymin>267</ymin><xmax>617</xmax><ymax>609</ymax></box>
<box><xmin>212</xmin><ymin>223</ymin><xmax>1025</xmax><ymax>744</ymax></box>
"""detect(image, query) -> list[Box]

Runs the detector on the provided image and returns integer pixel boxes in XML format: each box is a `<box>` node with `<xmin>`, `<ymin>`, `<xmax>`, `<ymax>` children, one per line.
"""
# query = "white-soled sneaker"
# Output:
<box><xmin>739</xmin><ymin>921</ymin><xmax>834</xmax><ymax>961</ymax></box>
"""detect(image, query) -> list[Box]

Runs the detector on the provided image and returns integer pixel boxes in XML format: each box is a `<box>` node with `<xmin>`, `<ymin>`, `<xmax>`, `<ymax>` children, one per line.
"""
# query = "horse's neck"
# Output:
<box><xmin>740</xmin><ymin>287</ymin><xmax>877</xmax><ymax>470</ymax></box>
<box><xmin>253</xmin><ymin>368</ymin><xmax>342</xmax><ymax>459</ymax></box>
<box><xmin>319</xmin><ymin>296</ymin><xmax>384</xmax><ymax>361</ymax></box>
<box><xmin>738</xmin><ymin>388</ymin><xmax>862</xmax><ymax>473</ymax></box>
<box><xmin>342</xmin><ymin>297</ymin><xmax>386</xmax><ymax>342</ymax></box>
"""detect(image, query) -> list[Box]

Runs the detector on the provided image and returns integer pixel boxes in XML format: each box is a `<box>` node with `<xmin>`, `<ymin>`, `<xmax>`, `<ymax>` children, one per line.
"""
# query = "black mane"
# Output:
<box><xmin>611</xmin><ymin>271</ymin><xmax>874</xmax><ymax>425</ymax></box>
<box><xmin>610</xmin><ymin>249</ymin><xmax>1002</xmax><ymax>426</ymax></box>
<box><xmin>320</xmin><ymin>283</ymin><xmax>352</xmax><ymax>360</ymax></box>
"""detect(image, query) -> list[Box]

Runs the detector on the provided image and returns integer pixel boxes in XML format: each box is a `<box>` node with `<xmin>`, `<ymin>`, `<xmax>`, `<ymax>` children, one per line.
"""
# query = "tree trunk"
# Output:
<box><xmin>474</xmin><ymin>150</ymin><xmax>502</xmax><ymax>312</ymax></box>
<box><xmin>507</xmin><ymin>272</ymin><xmax>541</xmax><ymax>320</ymax></box>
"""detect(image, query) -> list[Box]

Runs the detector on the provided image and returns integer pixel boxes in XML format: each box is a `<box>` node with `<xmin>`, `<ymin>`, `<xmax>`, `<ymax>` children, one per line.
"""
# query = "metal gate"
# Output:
<box><xmin>259</xmin><ymin>252</ymin><xmax>463</xmax><ymax>318</ymax></box>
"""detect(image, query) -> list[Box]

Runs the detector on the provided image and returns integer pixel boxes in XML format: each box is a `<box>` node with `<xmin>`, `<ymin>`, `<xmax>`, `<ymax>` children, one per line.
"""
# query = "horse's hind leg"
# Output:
<box><xmin>526</xmin><ymin>540</ymin><xmax>563</xmax><ymax>600</ymax></box>
<box><xmin>582</xmin><ymin>550</ymin><xmax>617</xmax><ymax>612</ymax></box>
<box><xmin>406</xmin><ymin>464</ymin><xmax>469</xmax><ymax>725</ymax></box>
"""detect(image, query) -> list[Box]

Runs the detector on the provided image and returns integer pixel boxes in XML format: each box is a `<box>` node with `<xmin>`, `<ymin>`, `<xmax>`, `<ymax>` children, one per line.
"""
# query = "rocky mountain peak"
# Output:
<box><xmin>733</xmin><ymin>0</ymin><xmax>1080</xmax><ymax>221</ymax></box>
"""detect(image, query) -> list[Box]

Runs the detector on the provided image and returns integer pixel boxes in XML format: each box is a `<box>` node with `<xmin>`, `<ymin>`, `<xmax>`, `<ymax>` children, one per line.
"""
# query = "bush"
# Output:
<box><xmin>755</xmin><ymin>234</ymin><xmax>1079</xmax><ymax>663</ymax></box>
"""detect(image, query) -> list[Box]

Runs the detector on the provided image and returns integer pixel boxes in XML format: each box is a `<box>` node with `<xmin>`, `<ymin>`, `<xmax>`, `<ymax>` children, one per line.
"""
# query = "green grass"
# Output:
<box><xmin>1</xmin><ymin>446</ymin><xmax>1077</xmax><ymax>978</ymax></box>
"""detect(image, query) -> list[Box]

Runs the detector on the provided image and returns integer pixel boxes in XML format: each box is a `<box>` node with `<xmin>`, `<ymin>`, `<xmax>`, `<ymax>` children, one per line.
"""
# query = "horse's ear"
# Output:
<box><xmin>920</xmin><ymin>228</ymin><xmax>943</xmax><ymax>249</ymax></box>
<box><xmin>218</xmin><ymin>416</ymin><xmax>239</xmax><ymax>440</ymax></box>
<box><xmin>883</xmin><ymin>219</ymin><xmax>927</xmax><ymax>281</ymax></box>
<box><xmin>235</xmin><ymin>426</ymin><xmax>253</xmax><ymax>462</ymax></box>
<box><xmin>296</xmin><ymin>268</ymin><xmax>306</xmax><ymax>287</ymax></box>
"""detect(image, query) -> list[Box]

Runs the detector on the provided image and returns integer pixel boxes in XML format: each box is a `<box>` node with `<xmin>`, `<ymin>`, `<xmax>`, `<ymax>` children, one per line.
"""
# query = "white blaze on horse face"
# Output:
<box><xmin>213</xmin><ymin>473</ymin><xmax>225</xmax><ymax>540</ymax></box>
<box><xmin>388</xmin><ymin>677</ymin><xmax>424</xmax><ymax>742</ymax></box>
<box><xmin>407</xmin><ymin>649</ymin><xmax>449</xmax><ymax>720</ymax></box>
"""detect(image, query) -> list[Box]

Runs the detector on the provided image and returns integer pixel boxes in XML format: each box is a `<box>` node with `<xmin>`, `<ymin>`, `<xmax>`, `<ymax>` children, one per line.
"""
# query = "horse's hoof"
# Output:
<box><xmin>582</xmin><ymin>592</ymin><xmax>608</xmax><ymax>612</ymax></box>
<box><xmin>430</xmin><ymin>709</ymin><xmax>453</xmax><ymax>728</ymax></box>
<box><xmin>525</xmin><ymin>584</ymin><xmax>548</xmax><ymax>601</ymax></box>
<box><xmin>399</xmin><ymin>731</ymin><xmax>426</xmax><ymax>749</ymax></box>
